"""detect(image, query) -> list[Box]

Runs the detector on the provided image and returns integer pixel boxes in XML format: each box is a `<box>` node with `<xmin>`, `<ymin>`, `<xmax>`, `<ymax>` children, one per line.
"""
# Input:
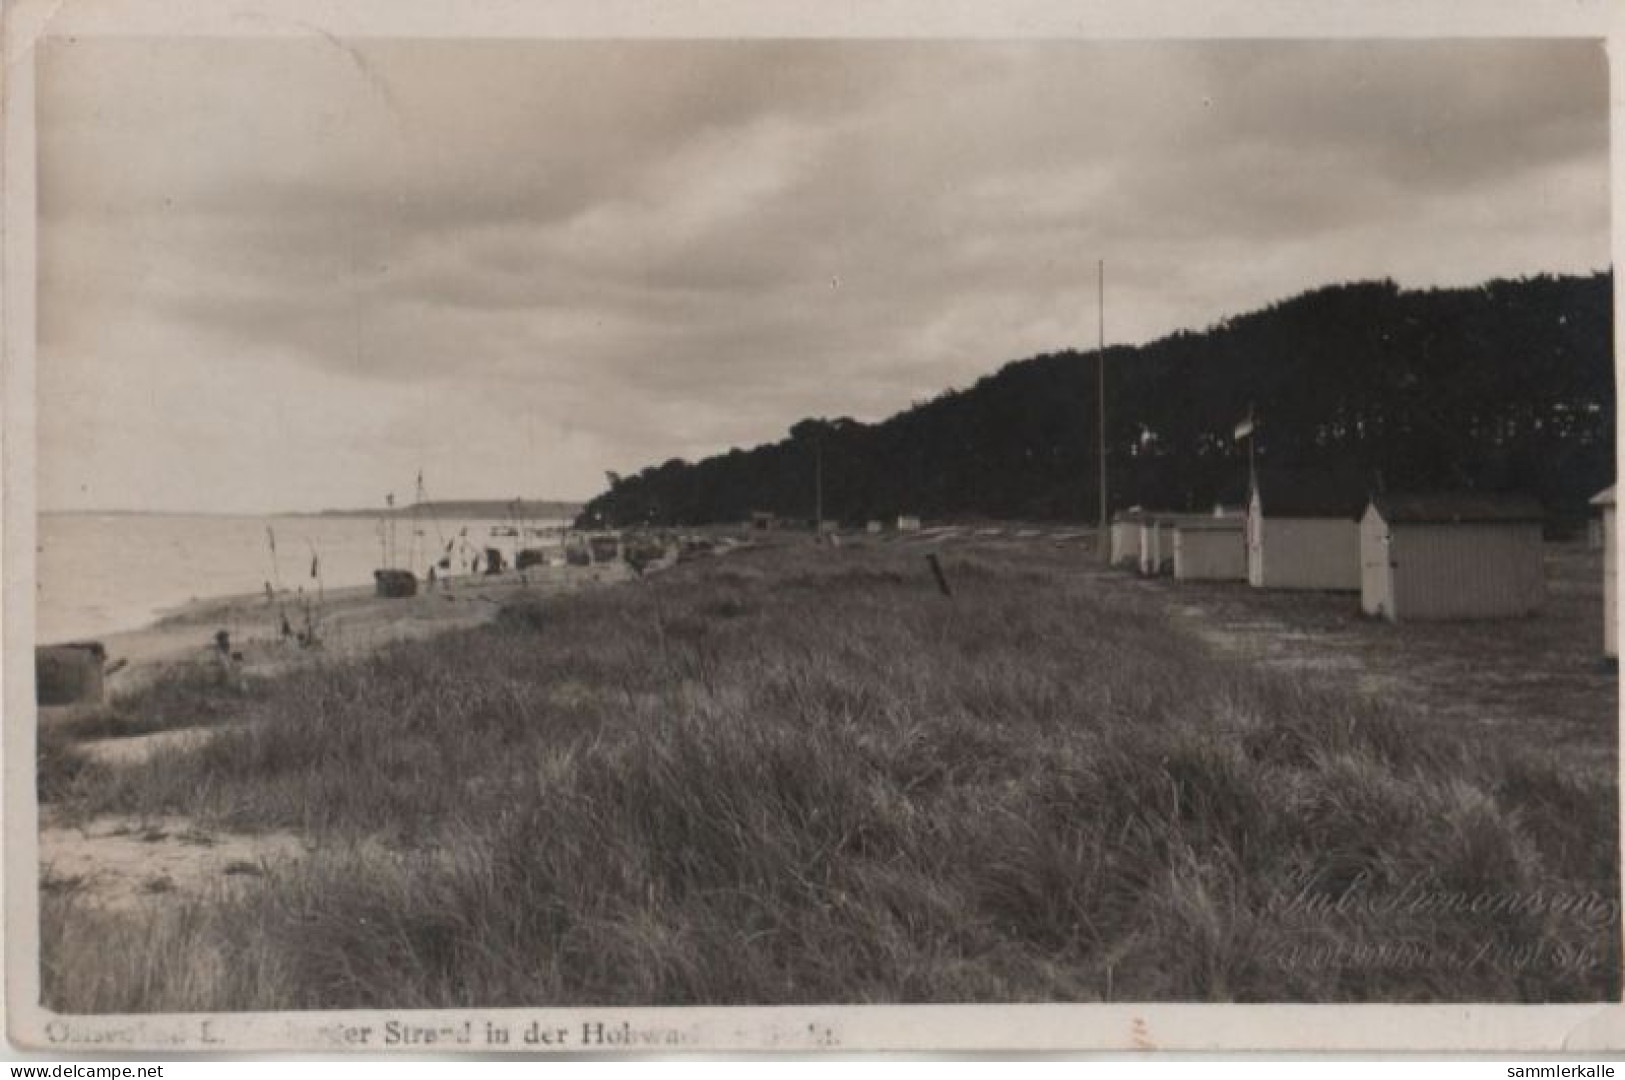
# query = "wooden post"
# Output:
<box><xmin>925</xmin><ymin>553</ymin><xmax>952</xmax><ymax>598</ymax></box>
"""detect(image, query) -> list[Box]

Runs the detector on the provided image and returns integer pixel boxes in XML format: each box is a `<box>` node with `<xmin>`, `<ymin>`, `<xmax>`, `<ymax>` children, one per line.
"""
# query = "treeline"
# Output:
<box><xmin>579</xmin><ymin>272</ymin><xmax>1614</xmax><ymax>528</ymax></box>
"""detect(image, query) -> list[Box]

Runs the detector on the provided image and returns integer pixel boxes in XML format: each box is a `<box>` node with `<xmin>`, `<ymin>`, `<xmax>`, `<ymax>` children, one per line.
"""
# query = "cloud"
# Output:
<box><xmin>36</xmin><ymin>37</ymin><xmax>1609</xmax><ymax>513</ymax></box>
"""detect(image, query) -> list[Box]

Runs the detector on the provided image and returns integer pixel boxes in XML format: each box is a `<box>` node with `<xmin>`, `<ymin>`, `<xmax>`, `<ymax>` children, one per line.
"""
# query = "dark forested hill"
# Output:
<box><xmin>580</xmin><ymin>273</ymin><xmax>1614</xmax><ymax>527</ymax></box>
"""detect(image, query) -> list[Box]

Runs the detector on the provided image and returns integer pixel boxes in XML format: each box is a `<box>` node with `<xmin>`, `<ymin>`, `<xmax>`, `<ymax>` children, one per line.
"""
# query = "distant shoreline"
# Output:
<box><xmin>48</xmin><ymin>560</ymin><xmax>632</xmax><ymax>692</ymax></box>
<box><xmin>36</xmin><ymin>508</ymin><xmax>586</xmax><ymax>646</ymax></box>
<box><xmin>41</xmin><ymin>501</ymin><xmax>585</xmax><ymax>520</ymax></box>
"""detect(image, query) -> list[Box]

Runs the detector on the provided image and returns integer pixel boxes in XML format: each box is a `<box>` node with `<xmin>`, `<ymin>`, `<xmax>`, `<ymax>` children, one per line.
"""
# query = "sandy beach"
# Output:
<box><xmin>37</xmin><ymin>556</ymin><xmax>651</xmax><ymax>929</ymax></box>
<box><xmin>63</xmin><ymin>560</ymin><xmax>638</xmax><ymax>705</ymax></box>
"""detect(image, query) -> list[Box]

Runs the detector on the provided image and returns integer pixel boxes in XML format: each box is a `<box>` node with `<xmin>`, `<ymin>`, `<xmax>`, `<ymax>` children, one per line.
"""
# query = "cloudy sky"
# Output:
<box><xmin>37</xmin><ymin>36</ymin><xmax>1609</xmax><ymax>514</ymax></box>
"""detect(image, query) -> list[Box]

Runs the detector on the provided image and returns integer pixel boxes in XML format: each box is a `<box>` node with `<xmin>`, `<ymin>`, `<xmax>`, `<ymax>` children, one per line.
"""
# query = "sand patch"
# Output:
<box><xmin>40</xmin><ymin>816</ymin><xmax>307</xmax><ymax>913</ymax></box>
<box><xmin>76</xmin><ymin>723</ymin><xmax>245</xmax><ymax>767</ymax></box>
<box><xmin>1141</xmin><ymin>548</ymin><xmax>1615</xmax><ymax>778</ymax></box>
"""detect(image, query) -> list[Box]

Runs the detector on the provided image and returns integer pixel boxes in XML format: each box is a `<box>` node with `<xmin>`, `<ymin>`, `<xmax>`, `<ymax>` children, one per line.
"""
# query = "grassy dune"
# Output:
<box><xmin>40</xmin><ymin>540</ymin><xmax>1620</xmax><ymax>1009</ymax></box>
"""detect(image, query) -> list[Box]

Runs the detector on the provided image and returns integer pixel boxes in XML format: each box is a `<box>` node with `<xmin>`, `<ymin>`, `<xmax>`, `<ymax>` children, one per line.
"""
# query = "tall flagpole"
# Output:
<box><xmin>1097</xmin><ymin>259</ymin><xmax>1108</xmax><ymax>561</ymax></box>
<box><xmin>1247</xmin><ymin>403</ymin><xmax>1257</xmax><ymax>482</ymax></box>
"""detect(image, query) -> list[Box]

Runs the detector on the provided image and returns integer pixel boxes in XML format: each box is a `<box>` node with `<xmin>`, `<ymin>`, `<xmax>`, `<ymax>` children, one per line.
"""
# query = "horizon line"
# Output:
<box><xmin>40</xmin><ymin>498</ymin><xmax>589</xmax><ymax>519</ymax></box>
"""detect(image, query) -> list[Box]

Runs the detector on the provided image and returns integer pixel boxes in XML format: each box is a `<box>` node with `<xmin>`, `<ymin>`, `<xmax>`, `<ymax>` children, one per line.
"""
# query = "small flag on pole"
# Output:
<box><xmin>1234</xmin><ymin>413</ymin><xmax>1255</xmax><ymax>441</ymax></box>
<box><xmin>310</xmin><ymin>554</ymin><xmax>320</xmax><ymax>579</ymax></box>
<box><xmin>265</xmin><ymin>526</ymin><xmax>277</xmax><ymax>553</ymax></box>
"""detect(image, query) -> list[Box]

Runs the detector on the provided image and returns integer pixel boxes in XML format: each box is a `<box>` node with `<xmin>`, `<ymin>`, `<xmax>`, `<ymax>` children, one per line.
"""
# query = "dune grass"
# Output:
<box><xmin>39</xmin><ymin>540</ymin><xmax>1620</xmax><ymax>1009</ymax></box>
<box><xmin>38</xmin><ymin>663</ymin><xmax>264</xmax><ymax>808</ymax></box>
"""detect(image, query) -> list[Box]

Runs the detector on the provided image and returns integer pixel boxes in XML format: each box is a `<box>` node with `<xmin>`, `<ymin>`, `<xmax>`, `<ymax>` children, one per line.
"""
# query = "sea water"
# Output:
<box><xmin>36</xmin><ymin>512</ymin><xmax>570</xmax><ymax>644</ymax></box>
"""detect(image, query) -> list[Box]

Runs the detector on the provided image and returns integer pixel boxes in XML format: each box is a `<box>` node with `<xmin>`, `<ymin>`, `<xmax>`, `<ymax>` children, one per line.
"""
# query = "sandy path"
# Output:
<box><xmin>74</xmin><ymin>724</ymin><xmax>248</xmax><ymax>767</ymax></box>
<box><xmin>1110</xmin><ymin>546</ymin><xmax>1615</xmax><ymax>776</ymax></box>
<box><xmin>40</xmin><ymin>816</ymin><xmax>308</xmax><ymax>913</ymax></box>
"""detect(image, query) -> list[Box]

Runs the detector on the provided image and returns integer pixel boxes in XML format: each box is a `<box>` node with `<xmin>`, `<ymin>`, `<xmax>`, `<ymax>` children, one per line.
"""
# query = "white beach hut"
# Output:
<box><xmin>1138</xmin><ymin>516</ymin><xmax>1171</xmax><ymax>576</ymax></box>
<box><xmin>896</xmin><ymin>515</ymin><xmax>922</xmax><ymax>533</ymax></box>
<box><xmin>1247</xmin><ymin>469</ymin><xmax>1368</xmax><ymax>591</ymax></box>
<box><xmin>1359</xmin><ymin>493</ymin><xmax>1545</xmax><ymax>621</ymax></box>
<box><xmin>1174</xmin><ymin>519</ymin><xmax>1246</xmax><ymax>581</ymax></box>
<box><xmin>1592</xmin><ymin>486</ymin><xmax>1615</xmax><ymax>658</ymax></box>
<box><xmin>1140</xmin><ymin>513</ymin><xmax>1214</xmax><ymax>576</ymax></box>
<box><xmin>1109</xmin><ymin>509</ymin><xmax>1146</xmax><ymax>569</ymax></box>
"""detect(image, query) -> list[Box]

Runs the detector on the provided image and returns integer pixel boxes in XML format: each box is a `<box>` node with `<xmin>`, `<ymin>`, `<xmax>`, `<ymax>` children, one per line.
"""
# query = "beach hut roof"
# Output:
<box><xmin>1591</xmin><ymin>485</ymin><xmax>1615</xmax><ymax>507</ymax></box>
<box><xmin>1176</xmin><ymin>518</ymin><xmax>1245</xmax><ymax>532</ymax></box>
<box><xmin>1251</xmin><ymin>468</ymin><xmax>1373</xmax><ymax>518</ymax></box>
<box><xmin>1367</xmin><ymin>491</ymin><xmax>1544</xmax><ymax>526</ymax></box>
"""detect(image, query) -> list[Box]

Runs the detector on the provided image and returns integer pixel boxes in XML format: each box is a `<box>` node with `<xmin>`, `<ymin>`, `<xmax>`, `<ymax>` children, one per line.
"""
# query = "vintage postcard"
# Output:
<box><xmin>4</xmin><ymin>0</ymin><xmax>1624</xmax><ymax>1055</ymax></box>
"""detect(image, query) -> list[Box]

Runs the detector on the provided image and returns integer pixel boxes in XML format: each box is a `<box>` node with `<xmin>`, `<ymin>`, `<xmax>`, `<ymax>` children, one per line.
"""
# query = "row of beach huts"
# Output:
<box><xmin>752</xmin><ymin>511</ymin><xmax>923</xmax><ymax>533</ymax></box>
<box><xmin>1112</xmin><ymin>468</ymin><xmax>1617</xmax><ymax>658</ymax></box>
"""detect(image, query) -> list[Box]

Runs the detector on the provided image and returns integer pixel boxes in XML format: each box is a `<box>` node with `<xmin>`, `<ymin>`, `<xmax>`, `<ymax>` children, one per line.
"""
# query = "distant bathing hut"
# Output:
<box><xmin>1359</xmin><ymin>492</ymin><xmax>1545</xmax><ymax>622</ymax></box>
<box><xmin>373</xmin><ymin>568</ymin><xmax>418</xmax><ymax>598</ymax></box>
<box><xmin>1137</xmin><ymin>517</ymin><xmax>1166</xmax><ymax>575</ymax></box>
<box><xmin>896</xmin><ymin>515</ymin><xmax>922</xmax><ymax>533</ymax></box>
<box><xmin>1138</xmin><ymin>515</ymin><xmax>1187</xmax><ymax>576</ymax></box>
<box><xmin>36</xmin><ymin>642</ymin><xmax>107</xmax><ymax>709</ymax></box>
<box><xmin>1109</xmin><ymin>509</ymin><xmax>1147</xmax><ymax>569</ymax></box>
<box><xmin>1140</xmin><ymin>513</ymin><xmax>1216</xmax><ymax>576</ymax></box>
<box><xmin>866</xmin><ymin>520</ymin><xmax>884</xmax><ymax>535</ymax></box>
<box><xmin>1173</xmin><ymin>519</ymin><xmax>1246</xmax><ymax>581</ymax></box>
<box><xmin>1137</xmin><ymin>515</ymin><xmax>1181</xmax><ymax>576</ymax></box>
<box><xmin>1246</xmin><ymin>468</ymin><xmax>1369</xmax><ymax>591</ymax></box>
<box><xmin>749</xmin><ymin>511</ymin><xmax>777</xmax><ymax>531</ymax></box>
<box><xmin>1592</xmin><ymin>485</ymin><xmax>1616</xmax><ymax>658</ymax></box>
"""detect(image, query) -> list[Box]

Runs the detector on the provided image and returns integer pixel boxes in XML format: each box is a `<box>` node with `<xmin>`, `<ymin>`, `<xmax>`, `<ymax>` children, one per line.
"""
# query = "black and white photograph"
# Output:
<box><xmin>6</xmin><ymin>0</ymin><xmax>1623</xmax><ymax>1055</ymax></box>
